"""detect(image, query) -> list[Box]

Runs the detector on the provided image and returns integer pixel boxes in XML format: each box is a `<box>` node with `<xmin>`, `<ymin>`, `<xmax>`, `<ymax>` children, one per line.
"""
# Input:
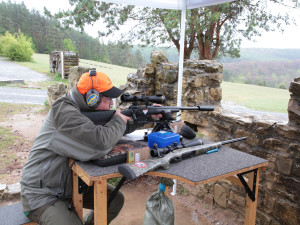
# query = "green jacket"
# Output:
<box><xmin>21</xmin><ymin>86</ymin><xmax>131</xmax><ymax>212</ymax></box>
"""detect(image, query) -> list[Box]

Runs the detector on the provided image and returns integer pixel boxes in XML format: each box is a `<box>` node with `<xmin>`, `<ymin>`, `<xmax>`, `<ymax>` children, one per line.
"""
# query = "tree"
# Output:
<box><xmin>0</xmin><ymin>31</ymin><xmax>34</xmax><ymax>61</ymax></box>
<box><xmin>45</xmin><ymin>0</ymin><xmax>296</xmax><ymax>60</ymax></box>
<box><xmin>63</xmin><ymin>38</ymin><xmax>77</xmax><ymax>52</ymax></box>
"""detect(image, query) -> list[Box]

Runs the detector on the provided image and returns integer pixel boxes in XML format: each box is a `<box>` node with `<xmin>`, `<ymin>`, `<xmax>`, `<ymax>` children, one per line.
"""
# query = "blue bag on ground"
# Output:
<box><xmin>143</xmin><ymin>178</ymin><xmax>174</xmax><ymax>225</ymax></box>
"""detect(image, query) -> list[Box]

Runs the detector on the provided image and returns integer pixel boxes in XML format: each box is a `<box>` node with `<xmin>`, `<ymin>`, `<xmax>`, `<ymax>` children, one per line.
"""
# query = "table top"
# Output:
<box><xmin>75</xmin><ymin>143</ymin><xmax>268</xmax><ymax>183</ymax></box>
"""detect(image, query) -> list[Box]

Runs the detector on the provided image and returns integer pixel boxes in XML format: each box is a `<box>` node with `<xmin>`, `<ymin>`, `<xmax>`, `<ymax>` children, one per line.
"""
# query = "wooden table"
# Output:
<box><xmin>71</xmin><ymin>145</ymin><xmax>268</xmax><ymax>225</ymax></box>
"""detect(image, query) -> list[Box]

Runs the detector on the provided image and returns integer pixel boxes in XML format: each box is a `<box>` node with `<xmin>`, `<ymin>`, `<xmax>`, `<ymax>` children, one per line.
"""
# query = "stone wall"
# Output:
<box><xmin>288</xmin><ymin>77</ymin><xmax>300</xmax><ymax>127</ymax></box>
<box><xmin>120</xmin><ymin>51</ymin><xmax>223</xmax><ymax>108</ymax></box>
<box><xmin>122</xmin><ymin>51</ymin><xmax>300</xmax><ymax>225</ymax></box>
<box><xmin>47</xmin><ymin>66</ymin><xmax>95</xmax><ymax>107</ymax></box>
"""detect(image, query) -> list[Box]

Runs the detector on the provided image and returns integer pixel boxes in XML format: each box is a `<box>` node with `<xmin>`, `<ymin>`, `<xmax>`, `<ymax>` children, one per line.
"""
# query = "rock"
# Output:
<box><xmin>151</xmin><ymin>51</ymin><xmax>168</xmax><ymax>65</ymax></box>
<box><xmin>276</xmin><ymin>157</ymin><xmax>293</xmax><ymax>175</ymax></box>
<box><xmin>273</xmin><ymin>200</ymin><xmax>298</xmax><ymax>225</ymax></box>
<box><xmin>0</xmin><ymin>183</ymin><xmax>7</xmax><ymax>195</ymax></box>
<box><xmin>47</xmin><ymin>82</ymin><xmax>67</xmax><ymax>106</ymax></box>
<box><xmin>229</xmin><ymin>191</ymin><xmax>245</xmax><ymax>207</ymax></box>
<box><xmin>289</xmin><ymin>80</ymin><xmax>300</xmax><ymax>96</ymax></box>
<box><xmin>214</xmin><ymin>184</ymin><xmax>227</xmax><ymax>208</ymax></box>
<box><xmin>68</xmin><ymin>66</ymin><xmax>95</xmax><ymax>90</ymax></box>
<box><xmin>2</xmin><ymin>182</ymin><xmax>20</xmax><ymax>200</ymax></box>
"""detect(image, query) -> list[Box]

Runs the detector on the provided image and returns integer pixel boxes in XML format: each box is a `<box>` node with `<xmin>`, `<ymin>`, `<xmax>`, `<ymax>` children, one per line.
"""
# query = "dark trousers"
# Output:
<box><xmin>28</xmin><ymin>184</ymin><xmax>124</xmax><ymax>225</ymax></box>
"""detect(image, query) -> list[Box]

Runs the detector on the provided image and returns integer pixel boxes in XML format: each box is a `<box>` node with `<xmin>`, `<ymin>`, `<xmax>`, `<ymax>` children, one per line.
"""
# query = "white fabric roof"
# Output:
<box><xmin>94</xmin><ymin>0</ymin><xmax>235</xmax><ymax>108</ymax></box>
<box><xmin>95</xmin><ymin>0</ymin><xmax>234</xmax><ymax>10</ymax></box>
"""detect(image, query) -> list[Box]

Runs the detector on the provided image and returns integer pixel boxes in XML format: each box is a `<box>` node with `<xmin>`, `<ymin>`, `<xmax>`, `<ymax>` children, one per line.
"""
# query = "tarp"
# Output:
<box><xmin>95</xmin><ymin>0</ymin><xmax>233</xmax><ymax>9</ymax></box>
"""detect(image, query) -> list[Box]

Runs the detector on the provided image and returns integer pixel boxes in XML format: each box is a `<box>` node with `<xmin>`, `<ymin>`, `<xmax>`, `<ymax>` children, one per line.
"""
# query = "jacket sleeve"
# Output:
<box><xmin>51</xmin><ymin>101</ymin><xmax>126</xmax><ymax>151</ymax></box>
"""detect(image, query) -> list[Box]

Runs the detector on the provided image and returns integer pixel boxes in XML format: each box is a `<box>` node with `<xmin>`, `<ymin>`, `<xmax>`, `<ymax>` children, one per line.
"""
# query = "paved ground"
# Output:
<box><xmin>0</xmin><ymin>86</ymin><xmax>47</xmax><ymax>105</ymax></box>
<box><xmin>0</xmin><ymin>57</ymin><xmax>48</xmax><ymax>105</ymax></box>
<box><xmin>0</xmin><ymin>57</ymin><xmax>49</xmax><ymax>82</ymax></box>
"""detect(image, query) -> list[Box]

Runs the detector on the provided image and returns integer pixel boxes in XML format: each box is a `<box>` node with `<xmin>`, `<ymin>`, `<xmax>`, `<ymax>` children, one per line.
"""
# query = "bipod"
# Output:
<box><xmin>107</xmin><ymin>176</ymin><xmax>127</xmax><ymax>208</ymax></box>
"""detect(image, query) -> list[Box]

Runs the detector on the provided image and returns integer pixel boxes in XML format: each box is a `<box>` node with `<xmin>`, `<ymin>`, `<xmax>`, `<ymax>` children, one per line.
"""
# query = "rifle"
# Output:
<box><xmin>82</xmin><ymin>93</ymin><xmax>214</xmax><ymax>133</ymax></box>
<box><xmin>118</xmin><ymin>137</ymin><xmax>247</xmax><ymax>180</ymax></box>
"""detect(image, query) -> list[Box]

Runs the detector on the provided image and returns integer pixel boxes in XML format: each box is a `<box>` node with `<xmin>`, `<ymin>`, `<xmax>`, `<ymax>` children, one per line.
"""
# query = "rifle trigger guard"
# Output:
<box><xmin>170</xmin><ymin>156</ymin><xmax>182</xmax><ymax>163</ymax></box>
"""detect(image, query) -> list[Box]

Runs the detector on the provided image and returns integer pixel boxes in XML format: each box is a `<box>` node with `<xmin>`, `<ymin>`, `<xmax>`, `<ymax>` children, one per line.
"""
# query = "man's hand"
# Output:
<box><xmin>115</xmin><ymin>108</ymin><xmax>131</xmax><ymax>123</ymax></box>
<box><xmin>151</xmin><ymin>104</ymin><xmax>162</xmax><ymax>120</ymax></box>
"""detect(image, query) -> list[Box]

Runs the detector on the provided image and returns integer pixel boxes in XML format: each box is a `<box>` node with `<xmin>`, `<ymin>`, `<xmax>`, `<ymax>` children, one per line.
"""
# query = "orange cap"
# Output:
<box><xmin>77</xmin><ymin>71</ymin><xmax>122</xmax><ymax>98</ymax></box>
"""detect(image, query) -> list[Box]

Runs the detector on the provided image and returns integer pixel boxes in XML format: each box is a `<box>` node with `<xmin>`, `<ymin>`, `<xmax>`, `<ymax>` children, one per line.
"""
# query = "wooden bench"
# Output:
<box><xmin>0</xmin><ymin>202</ymin><xmax>37</xmax><ymax>225</ymax></box>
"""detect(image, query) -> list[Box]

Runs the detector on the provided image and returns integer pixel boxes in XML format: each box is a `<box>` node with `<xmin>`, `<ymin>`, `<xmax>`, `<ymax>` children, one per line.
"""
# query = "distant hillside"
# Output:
<box><xmin>137</xmin><ymin>47</ymin><xmax>300</xmax><ymax>64</ymax></box>
<box><xmin>136</xmin><ymin>47</ymin><xmax>300</xmax><ymax>89</ymax></box>
<box><xmin>219</xmin><ymin>48</ymin><xmax>300</xmax><ymax>63</ymax></box>
<box><xmin>223</xmin><ymin>59</ymin><xmax>300</xmax><ymax>89</ymax></box>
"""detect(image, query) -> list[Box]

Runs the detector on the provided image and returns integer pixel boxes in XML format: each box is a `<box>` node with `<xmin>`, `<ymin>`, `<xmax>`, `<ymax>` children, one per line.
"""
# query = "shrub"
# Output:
<box><xmin>0</xmin><ymin>31</ymin><xmax>34</xmax><ymax>62</ymax></box>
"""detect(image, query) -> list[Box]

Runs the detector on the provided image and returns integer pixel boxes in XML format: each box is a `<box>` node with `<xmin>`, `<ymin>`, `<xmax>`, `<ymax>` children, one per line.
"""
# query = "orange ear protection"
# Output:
<box><xmin>85</xmin><ymin>70</ymin><xmax>101</xmax><ymax>109</ymax></box>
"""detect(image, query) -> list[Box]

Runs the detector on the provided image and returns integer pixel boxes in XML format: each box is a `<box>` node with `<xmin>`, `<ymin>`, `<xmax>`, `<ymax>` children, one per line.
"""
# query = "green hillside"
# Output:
<box><xmin>221</xmin><ymin>82</ymin><xmax>289</xmax><ymax>113</ymax></box>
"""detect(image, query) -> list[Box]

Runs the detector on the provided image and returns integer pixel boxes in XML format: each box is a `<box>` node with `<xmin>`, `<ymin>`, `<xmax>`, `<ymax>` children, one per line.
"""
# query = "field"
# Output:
<box><xmin>16</xmin><ymin>53</ymin><xmax>290</xmax><ymax>113</ymax></box>
<box><xmin>221</xmin><ymin>82</ymin><xmax>289</xmax><ymax>113</ymax></box>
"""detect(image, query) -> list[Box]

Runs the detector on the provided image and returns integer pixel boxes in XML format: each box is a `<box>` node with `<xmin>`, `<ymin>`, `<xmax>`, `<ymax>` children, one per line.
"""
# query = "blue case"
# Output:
<box><xmin>148</xmin><ymin>131</ymin><xmax>180</xmax><ymax>148</ymax></box>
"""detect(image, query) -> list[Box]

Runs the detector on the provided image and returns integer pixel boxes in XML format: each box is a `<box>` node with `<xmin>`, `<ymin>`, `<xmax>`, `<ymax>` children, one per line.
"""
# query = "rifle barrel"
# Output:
<box><xmin>221</xmin><ymin>137</ymin><xmax>247</xmax><ymax>145</ymax></box>
<box><xmin>149</xmin><ymin>106</ymin><xmax>214</xmax><ymax>111</ymax></box>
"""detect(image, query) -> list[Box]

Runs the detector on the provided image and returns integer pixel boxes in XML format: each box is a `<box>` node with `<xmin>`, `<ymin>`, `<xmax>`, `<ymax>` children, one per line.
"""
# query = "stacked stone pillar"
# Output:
<box><xmin>288</xmin><ymin>77</ymin><xmax>300</xmax><ymax>127</ymax></box>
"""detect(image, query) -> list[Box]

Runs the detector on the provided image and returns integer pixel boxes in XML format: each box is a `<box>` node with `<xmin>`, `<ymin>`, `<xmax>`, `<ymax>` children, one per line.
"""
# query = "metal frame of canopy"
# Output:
<box><xmin>94</xmin><ymin>0</ymin><xmax>234</xmax><ymax>107</ymax></box>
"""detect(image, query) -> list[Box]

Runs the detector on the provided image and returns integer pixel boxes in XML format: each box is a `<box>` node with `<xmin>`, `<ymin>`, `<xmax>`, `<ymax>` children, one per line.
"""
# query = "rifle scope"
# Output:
<box><xmin>121</xmin><ymin>93</ymin><xmax>165</xmax><ymax>104</ymax></box>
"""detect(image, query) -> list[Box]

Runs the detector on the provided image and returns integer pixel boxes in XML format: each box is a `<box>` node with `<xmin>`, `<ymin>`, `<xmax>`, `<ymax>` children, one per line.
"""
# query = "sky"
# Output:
<box><xmin>3</xmin><ymin>0</ymin><xmax>300</xmax><ymax>49</ymax></box>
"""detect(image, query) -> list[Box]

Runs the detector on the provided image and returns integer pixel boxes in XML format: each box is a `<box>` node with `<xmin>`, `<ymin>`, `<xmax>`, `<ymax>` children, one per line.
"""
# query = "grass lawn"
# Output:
<box><xmin>11</xmin><ymin>53</ymin><xmax>290</xmax><ymax>113</ymax></box>
<box><xmin>18</xmin><ymin>53</ymin><xmax>50</xmax><ymax>74</ymax></box>
<box><xmin>79</xmin><ymin>58</ymin><xmax>136</xmax><ymax>88</ymax></box>
<box><xmin>16</xmin><ymin>53</ymin><xmax>136</xmax><ymax>88</ymax></box>
<box><xmin>221</xmin><ymin>82</ymin><xmax>290</xmax><ymax>113</ymax></box>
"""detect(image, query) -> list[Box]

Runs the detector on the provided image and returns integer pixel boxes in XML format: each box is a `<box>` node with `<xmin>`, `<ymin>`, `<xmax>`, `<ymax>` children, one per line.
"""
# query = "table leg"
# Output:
<box><xmin>73</xmin><ymin>172</ymin><xmax>83</xmax><ymax>222</ymax></box>
<box><xmin>94</xmin><ymin>179</ymin><xmax>107</xmax><ymax>225</ymax></box>
<box><xmin>244</xmin><ymin>169</ymin><xmax>260</xmax><ymax>225</ymax></box>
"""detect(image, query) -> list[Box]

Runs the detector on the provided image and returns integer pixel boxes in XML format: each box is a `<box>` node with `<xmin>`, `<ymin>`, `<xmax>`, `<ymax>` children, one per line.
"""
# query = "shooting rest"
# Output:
<box><xmin>70</xmin><ymin>142</ymin><xmax>268</xmax><ymax>225</ymax></box>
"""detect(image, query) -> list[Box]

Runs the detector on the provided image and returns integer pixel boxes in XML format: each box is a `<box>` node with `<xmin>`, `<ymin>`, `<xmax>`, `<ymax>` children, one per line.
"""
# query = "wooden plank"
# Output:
<box><xmin>94</xmin><ymin>180</ymin><xmax>107</xmax><ymax>225</ymax></box>
<box><xmin>226</xmin><ymin>175</ymin><xmax>244</xmax><ymax>187</ymax></box>
<box><xmin>69</xmin><ymin>160</ymin><xmax>94</xmax><ymax>186</ymax></box>
<box><xmin>244</xmin><ymin>169</ymin><xmax>260</xmax><ymax>225</ymax></box>
<box><xmin>148</xmin><ymin>162</ymin><xmax>268</xmax><ymax>187</ymax></box>
<box><xmin>72</xmin><ymin>172</ymin><xmax>83</xmax><ymax>222</ymax></box>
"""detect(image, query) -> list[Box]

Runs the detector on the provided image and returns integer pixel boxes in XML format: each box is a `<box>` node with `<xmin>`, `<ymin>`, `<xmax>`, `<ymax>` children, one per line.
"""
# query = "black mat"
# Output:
<box><xmin>76</xmin><ymin>145</ymin><xmax>267</xmax><ymax>182</ymax></box>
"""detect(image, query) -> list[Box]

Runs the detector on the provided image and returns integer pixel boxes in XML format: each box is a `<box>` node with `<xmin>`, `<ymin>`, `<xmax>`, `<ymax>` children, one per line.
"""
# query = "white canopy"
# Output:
<box><xmin>95</xmin><ymin>0</ymin><xmax>234</xmax><ymax>107</ymax></box>
<box><xmin>95</xmin><ymin>0</ymin><xmax>233</xmax><ymax>10</ymax></box>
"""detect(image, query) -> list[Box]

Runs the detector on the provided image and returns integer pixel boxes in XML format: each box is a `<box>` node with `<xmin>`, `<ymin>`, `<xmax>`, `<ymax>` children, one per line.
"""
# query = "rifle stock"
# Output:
<box><xmin>118</xmin><ymin>137</ymin><xmax>247</xmax><ymax>180</ymax></box>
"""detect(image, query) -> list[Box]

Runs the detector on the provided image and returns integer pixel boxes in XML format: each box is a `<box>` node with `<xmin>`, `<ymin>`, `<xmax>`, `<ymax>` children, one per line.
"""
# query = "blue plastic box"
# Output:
<box><xmin>148</xmin><ymin>131</ymin><xmax>180</xmax><ymax>148</ymax></box>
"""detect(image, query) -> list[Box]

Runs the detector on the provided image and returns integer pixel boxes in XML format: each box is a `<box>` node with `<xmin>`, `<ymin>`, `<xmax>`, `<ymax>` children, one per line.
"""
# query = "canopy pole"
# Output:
<box><xmin>176</xmin><ymin>0</ymin><xmax>186</xmax><ymax>109</ymax></box>
<box><xmin>173</xmin><ymin>0</ymin><xmax>187</xmax><ymax>196</ymax></box>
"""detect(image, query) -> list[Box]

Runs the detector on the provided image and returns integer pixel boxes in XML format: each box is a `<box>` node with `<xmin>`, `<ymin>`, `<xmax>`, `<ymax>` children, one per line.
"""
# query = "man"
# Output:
<box><xmin>20</xmin><ymin>70</ymin><xmax>146</xmax><ymax>225</ymax></box>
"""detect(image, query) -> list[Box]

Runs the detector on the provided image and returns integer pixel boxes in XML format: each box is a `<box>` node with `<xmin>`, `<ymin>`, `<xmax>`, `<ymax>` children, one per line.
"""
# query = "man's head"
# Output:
<box><xmin>77</xmin><ymin>70</ymin><xmax>122</xmax><ymax>110</ymax></box>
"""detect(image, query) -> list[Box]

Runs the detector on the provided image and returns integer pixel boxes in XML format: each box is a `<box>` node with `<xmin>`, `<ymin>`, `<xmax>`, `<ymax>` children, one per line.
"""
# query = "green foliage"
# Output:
<box><xmin>0</xmin><ymin>31</ymin><xmax>34</xmax><ymax>61</ymax></box>
<box><xmin>46</xmin><ymin>0</ymin><xmax>295</xmax><ymax>60</ymax></box>
<box><xmin>177</xmin><ymin>184</ymin><xmax>190</xmax><ymax>195</ymax></box>
<box><xmin>63</xmin><ymin>38</ymin><xmax>77</xmax><ymax>52</ymax></box>
<box><xmin>108</xmin><ymin>177</ymin><xmax>122</xmax><ymax>187</ymax></box>
<box><xmin>0</xmin><ymin>1</ymin><xmax>145</xmax><ymax>68</ymax></box>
